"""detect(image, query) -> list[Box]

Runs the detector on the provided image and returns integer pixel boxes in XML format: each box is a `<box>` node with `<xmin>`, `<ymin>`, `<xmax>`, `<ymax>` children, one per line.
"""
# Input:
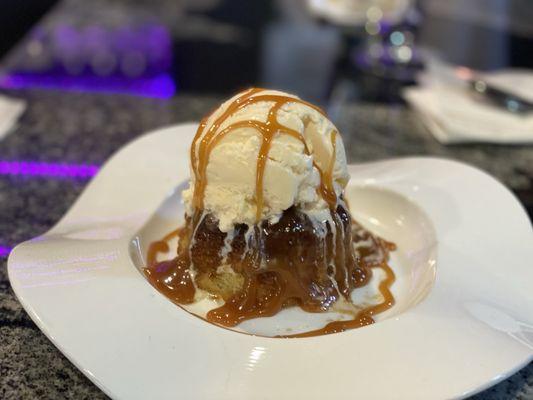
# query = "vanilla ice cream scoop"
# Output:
<box><xmin>182</xmin><ymin>88</ymin><xmax>350</xmax><ymax>231</ymax></box>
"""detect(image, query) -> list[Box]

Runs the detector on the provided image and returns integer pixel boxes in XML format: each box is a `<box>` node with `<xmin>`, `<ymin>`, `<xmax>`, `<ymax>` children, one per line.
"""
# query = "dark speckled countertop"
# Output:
<box><xmin>0</xmin><ymin>89</ymin><xmax>532</xmax><ymax>399</ymax></box>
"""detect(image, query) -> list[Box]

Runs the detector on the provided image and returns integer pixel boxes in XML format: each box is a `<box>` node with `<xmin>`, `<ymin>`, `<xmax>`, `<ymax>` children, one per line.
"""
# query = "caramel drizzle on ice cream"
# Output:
<box><xmin>190</xmin><ymin>88</ymin><xmax>337</xmax><ymax>219</ymax></box>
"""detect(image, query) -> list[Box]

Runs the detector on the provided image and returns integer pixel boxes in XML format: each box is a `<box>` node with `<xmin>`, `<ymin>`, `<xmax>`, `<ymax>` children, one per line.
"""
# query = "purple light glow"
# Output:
<box><xmin>0</xmin><ymin>73</ymin><xmax>176</xmax><ymax>99</ymax></box>
<box><xmin>0</xmin><ymin>246</ymin><xmax>11</xmax><ymax>257</ymax></box>
<box><xmin>0</xmin><ymin>161</ymin><xmax>99</xmax><ymax>178</ymax></box>
<box><xmin>2</xmin><ymin>19</ymin><xmax>175</xmax><ymax>98</ymax></box>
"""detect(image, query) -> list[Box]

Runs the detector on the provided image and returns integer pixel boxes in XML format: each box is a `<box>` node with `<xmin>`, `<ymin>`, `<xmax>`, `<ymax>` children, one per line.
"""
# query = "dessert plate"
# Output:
<box><xmin>8</xmin><ymin>123</ymin><xmax>533</xmax><ymax>399</ymax></box>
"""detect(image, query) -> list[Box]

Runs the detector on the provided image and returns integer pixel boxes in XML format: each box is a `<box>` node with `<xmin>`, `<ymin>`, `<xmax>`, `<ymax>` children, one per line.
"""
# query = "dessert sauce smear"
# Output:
<box><xmin>144</xmin><ymin>88</ymin><xmax>396</xmax><ymax>337</ymax></box>
<box><xmin>145</xmin><ymin>215</ymin><xmax>396</xmax><ymax>338</ymax></box>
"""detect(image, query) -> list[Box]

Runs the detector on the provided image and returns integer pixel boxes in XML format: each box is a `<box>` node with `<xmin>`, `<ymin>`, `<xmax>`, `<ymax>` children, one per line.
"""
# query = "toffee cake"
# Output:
<box><xmin>145</xmin><ymin>88</ymin><xmax>396</xmax><ymax>337</ymax></box>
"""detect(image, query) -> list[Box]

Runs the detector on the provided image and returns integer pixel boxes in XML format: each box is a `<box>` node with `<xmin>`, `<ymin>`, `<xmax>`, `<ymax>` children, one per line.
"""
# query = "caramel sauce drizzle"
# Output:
<box><xmin>189</xmin><ymin>88</ymin><xmax>334</xmax><ymax>216</ymax></box>
<box><xmin>278</xmin><ymin>257</ymin><xmax>396</xmax><ymax>338</ymax></box>
<box><xmin>144</xmin><ymin>218</ymin><xmax>396</xmax><ymax>338</ymax></box>
<box><xmin>144</xmin><ymin>228</ymin><xmax>196</xmax><ymax>304</ymax></box>
<box><xmin>319</xmin><ymin>130</ymin><xmax>338</xmax><ymax>208</ymax></box>
<box><xmin>145</xmin><ymin>228</ymin><xmax>181</xmax><ymax>264</ymax></box>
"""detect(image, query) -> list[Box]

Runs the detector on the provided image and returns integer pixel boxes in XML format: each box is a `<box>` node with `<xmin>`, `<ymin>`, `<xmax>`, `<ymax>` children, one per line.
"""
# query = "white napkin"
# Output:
<box><xmin>0</xmin><ymin>95</ymin><xmax>26</xmax><ymax>141</ymax></box>
<box><xmin>404</xmin><ymin>70</ymin><xmax>533</xmax><ymax>144</ymax></box>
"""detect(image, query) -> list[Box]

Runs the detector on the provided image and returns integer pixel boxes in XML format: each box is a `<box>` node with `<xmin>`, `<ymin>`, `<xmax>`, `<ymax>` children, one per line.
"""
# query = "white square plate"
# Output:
<box><xmin>8</xmin><ymin>123</ymin><xmax>533</xmax><ymax>399</ymax></box>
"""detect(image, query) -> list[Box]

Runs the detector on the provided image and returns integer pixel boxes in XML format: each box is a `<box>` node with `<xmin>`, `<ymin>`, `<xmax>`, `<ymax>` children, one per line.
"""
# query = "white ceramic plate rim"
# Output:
<box><xmin>8</xmin><ymin>123</ymin><xmax>533</xmax><ymax>400</ymax></box>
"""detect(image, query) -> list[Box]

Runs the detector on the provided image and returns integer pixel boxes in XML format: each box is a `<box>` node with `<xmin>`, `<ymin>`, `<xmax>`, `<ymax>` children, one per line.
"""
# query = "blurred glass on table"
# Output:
<box><xmin>0</xmin><ymin>1</ymin><xmax>174</xmax><ymax>97</ymax></box>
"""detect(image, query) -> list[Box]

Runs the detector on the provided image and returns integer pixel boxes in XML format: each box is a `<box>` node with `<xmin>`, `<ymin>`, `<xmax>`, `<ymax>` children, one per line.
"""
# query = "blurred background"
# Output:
<box><xmin>1</xmin><ymin>0</ymin><xmax>532</xmax><ymax>101</ymax></box>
